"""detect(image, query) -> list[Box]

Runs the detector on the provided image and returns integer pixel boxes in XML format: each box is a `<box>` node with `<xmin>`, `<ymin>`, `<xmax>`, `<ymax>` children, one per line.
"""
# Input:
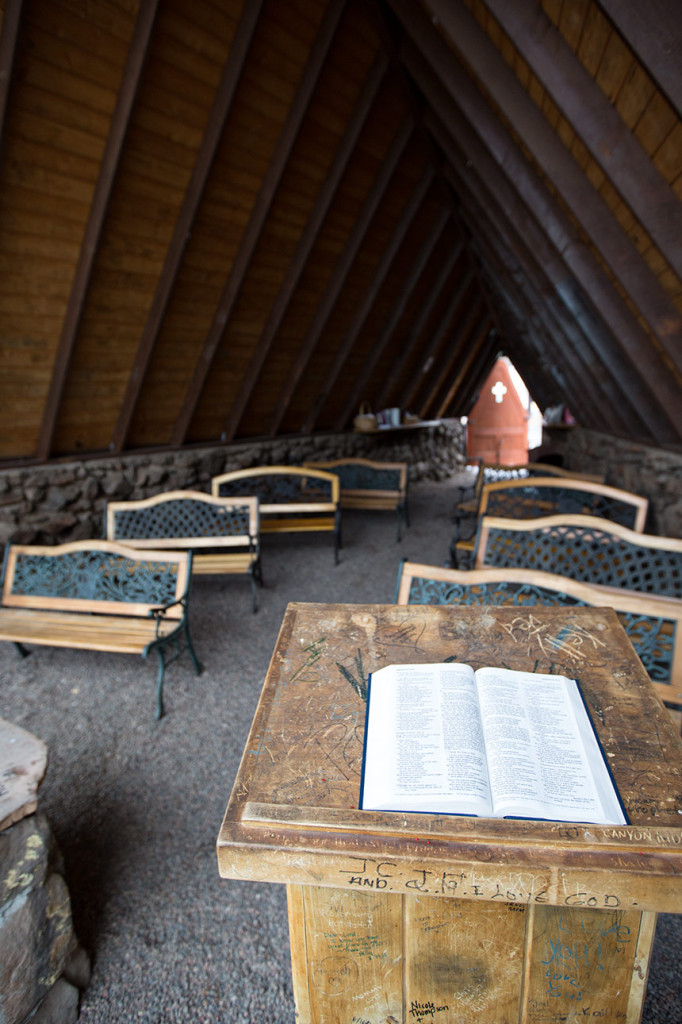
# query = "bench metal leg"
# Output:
<box><xmin>13</xmin><ymin>641</ymin><xmax>30</xmax><ymax>658</ymax></box>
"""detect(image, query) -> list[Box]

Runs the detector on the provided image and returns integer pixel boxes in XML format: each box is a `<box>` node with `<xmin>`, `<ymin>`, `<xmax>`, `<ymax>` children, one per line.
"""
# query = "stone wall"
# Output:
<box><xmin>0</xmin><ymin>421</ymin><xmax>466</xmax><ymax>549</ymax></box>
<box><xmin>544</xmin><ymin>426</ymin><xmax>682</xmax><ymax>537</ymax></box>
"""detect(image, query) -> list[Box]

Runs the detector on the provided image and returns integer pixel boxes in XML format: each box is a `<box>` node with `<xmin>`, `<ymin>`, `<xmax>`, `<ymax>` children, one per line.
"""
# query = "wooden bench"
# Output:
<box><xmin>451</xmin><ymin>475</ymin><xmax>648</xmax><ymax>567</ymax></box>
<box><xmin>104</xmin><ymin>490</ymin><xmax>262</xmax><ymax>613</ymax></box>
<box><xmin>212</xmin><ymin>466</ymin><xmax>341</xmax><ymax>563</ymax></box>
<box><xmin>396</xmin><ymin>559</ymin><xmax>682</xmax><ymax>732</ymax></box>
<box><xmin>303</xmin><ymin>458</ymin><xmax>408</xmax><ymax>541</ymax></box>
<box><xmin>0</xmin><ymin>540</ymin><xmax>201</xmax><ymax>719</ymax></box>
<box><xmin>474</xmin><ymin>513</ymin><xmax>682</xmax><ymax>598</ymax></box>
<box><xmin>455</xmin><ymin>459</ymin><xmax>604</xmax><ymax>511</ymax></box>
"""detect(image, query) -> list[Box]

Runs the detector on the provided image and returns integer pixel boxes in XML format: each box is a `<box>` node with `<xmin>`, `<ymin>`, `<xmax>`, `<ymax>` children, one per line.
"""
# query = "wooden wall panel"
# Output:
<box><xmin>0</xmin><ymin>0</ymin><xmax>136</xmax><ymax>457</ymax></box>
<box><xmin>190</xmin><ymin>76</ymin><xmax>409</xmax><ymax>441</ymax></box>
<box><xmin>52</xmin><ymin>0</ymin><xmax>245</xmax><ymax>454</ymax></box>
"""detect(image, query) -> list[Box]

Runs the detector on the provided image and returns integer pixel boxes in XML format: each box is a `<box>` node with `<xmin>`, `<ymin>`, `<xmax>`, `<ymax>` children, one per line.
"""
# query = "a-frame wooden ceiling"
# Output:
<box><xmin>0</xmin><ymin>0</ymin><xmax>681</xmax><ymax>464</ymax></box>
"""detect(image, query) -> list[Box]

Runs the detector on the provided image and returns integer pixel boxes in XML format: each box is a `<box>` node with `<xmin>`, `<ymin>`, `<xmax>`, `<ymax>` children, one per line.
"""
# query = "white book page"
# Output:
<box><xmin>360</xmin><ymin>663</ymin><xmax>492</xmax><ymax>815</ymax></box>
<box><xmin>476</xmin><ymin>668</ymin><xmax>625</xmax><ymax>824</ymax></box>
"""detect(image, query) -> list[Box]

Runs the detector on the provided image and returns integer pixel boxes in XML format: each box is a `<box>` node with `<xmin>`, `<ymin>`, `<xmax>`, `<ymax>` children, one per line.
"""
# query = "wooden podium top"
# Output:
<box><xmin>217</xmin><ymin>602</ymin><xmax>682</xmax><ymax>913</ymax></box>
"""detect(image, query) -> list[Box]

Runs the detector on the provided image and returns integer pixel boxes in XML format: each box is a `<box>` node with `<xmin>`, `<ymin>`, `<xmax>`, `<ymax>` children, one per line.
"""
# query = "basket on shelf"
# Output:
<box><xmin>353</xmin><ymin>401</ymin><xmax>377</xmax><ymax>432</ymax></box>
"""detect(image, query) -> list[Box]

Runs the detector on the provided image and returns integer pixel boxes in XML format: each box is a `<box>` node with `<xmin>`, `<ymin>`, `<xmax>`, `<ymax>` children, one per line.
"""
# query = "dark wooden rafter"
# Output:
<box><xmin>395</xmin><ymin>27</ymin><xmax>682</xmax><ymax>443</ymax></box>
<box><xmin>334</xmin><ymin>203</ymin><xmax>449</xmax><ymax>430</ymax></box>
<box><xmin>398</xmin><ymin>269</ymin><xmax>473</xmax><ymax>411</ymax></box>
<box><xmin>110</xmin><ymin>0</ymin><xmax>266</xmax><ymax>453</ymax></box>
<box><xmin>416</xmin><ymin>0</ymin><xmax>682</xmax><ymax>374</ymax></box>
<box><xmin>455</xmin><ymin>331</ymin><xmax>499</xmax><ymax>415</ymax></box>
<box><xmin>436</xmin><ymin>128</ymin><xmax>643</xmax><ymax>436</ymax></box>
<box><xmin>305</xmin><ymin>163</ymin><xmax>435</xmax><ymax>432</ymax></box>
<box><xmin>374</xmin><ymin>231</ymin><xmax>461</xmax><ymax>410</ymax></box>
<box><xmin>467</xmin><ymin>214</ymin><xmax>627</xmax><ymax>434</ymax></box>
<box><xmin>423</xmin><ymin>95</ymin><xmax>643</xmax><ymax>426</ymax></box>
<box><xmin>597</xmin><ymin>0</ymin><xmax>682</xmax><ymax>119</ymax></box>
<box><xmin>484</xmin><ymin>0</ymin><xmax>682</xmax><ymax>285</ymax></box>
<box><xmin>419</xmin><ymin>300</ymin><xmax>485</xmax><ymax>418</ymax></box>
<box><xmin>0</xmin><ymin>0</ymin><xmax>23</xmax><ymax>159</ymax></box>
<box><xmin>217</xmin><ymin>50</ymin><xmax>389</xmax><ymax>442</ymax></box>
<box><xmin>173</xmin><ymin>0</ymin><xmax>347</xmax><ymax>447</ymax></box>
<box><xmin>35</xmin><ymin>0</ymin><xmax>160</xmax><ymax>463</ymax></box>
<box><xmin>268</xmin><ymin>119</ymin><xmax>413</xmax><ymax>435</ymax></box>
<box><xmin>436</xmin><ymin>315</ymin><xmax>492</xmax><ymax>418</ymax></box>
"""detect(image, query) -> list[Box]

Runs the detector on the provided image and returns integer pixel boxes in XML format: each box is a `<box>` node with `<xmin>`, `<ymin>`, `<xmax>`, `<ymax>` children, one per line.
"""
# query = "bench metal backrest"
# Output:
<box><xmin>396</xmin><ymin>560</ymin><xmax>682</xmax><ymax>706</ymax></box>
<box><xmin>462</xmin><ymin>461</ymin><xmax>604</xmax><ymax>503</ymax></box>
<box><xmin>475</xmin><ymin>514</ymin><xmax>682</xmax><ymax>598</ymax></box>
<box><xmin>211</xmin><ymin>466</ymin><xmax>339</xmax><ymax>511</ymax></box>
<box><xmin>105</xmin><ymin>491</ymin><xmax>259</xmax><ymax>548</ymax></box>
<box><xmin>1</xmin><ymin>540</ymin><xmax>190</xmax><ymax>618</ymax></box>
<box><xmin>478</xmin><ymin>476</ymin><xmax>648</xmax><ymax>531</ymax></box>
<box><xmin>303</xmin><ymin>458</ymin><xmax>407</xmax><ymax>496</ymax></box>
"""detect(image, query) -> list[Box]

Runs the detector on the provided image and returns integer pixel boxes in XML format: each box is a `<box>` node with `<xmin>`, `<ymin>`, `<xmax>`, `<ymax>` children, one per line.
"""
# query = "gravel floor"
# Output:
<box><xmin>0</xmin><ymin>473</ymin><xmax>679</xmax><ymax>1023</ymax></box>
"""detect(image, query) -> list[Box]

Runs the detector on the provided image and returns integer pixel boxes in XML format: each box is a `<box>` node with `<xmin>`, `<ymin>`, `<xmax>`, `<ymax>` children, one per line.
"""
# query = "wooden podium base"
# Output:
<box><xmin>287</xmin><ymin>884</ymin><xmax>656</xmax><ymax>1023</ymax></box>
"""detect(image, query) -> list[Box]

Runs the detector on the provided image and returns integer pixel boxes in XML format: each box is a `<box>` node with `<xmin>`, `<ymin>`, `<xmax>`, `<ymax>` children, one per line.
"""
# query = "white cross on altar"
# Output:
<box><xmin>491</xmin><ymin>380</ymin><xmax>507</xmax><ymax>403</ymax></box>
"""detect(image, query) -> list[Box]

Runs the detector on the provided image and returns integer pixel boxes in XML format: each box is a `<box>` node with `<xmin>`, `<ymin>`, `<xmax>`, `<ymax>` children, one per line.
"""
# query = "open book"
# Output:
<box><xmin>360</xmin><ymin>663</ymin><xmax>627</xmax><ymax>825</ymax></box>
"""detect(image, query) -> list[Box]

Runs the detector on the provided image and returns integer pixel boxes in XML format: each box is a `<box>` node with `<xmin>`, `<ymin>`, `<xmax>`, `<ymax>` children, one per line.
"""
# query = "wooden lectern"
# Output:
<box><xmin>217</xmin><ymin>602</ymin><xmax>682</xmax><ymax>1023</ymax></box>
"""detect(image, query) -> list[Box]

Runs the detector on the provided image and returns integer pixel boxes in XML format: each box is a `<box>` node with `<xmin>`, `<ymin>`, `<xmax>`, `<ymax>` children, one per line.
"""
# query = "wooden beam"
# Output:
<box><xmin>437</xmin><ymin>133</ymin><xmax>641</xmax><ymax>436</ymax></box>
<box><xmin>465</xmin><ymin>203</ymin><xmax>628</xmax><ymax>434</ymax></box>
<box><xmin>597</xmin><ymin>0</ymin><xmax>682</xmax><ymax>120</ymax></box>
<box><xmin>374</xmin><ymin>231</ymin><xmax>462</xmax><ymax>410</ymax></box>
<box><xmin>424</xmin><ymin>94</ymin><xmax>662</xmax><ymax>436</ymax></box>
<box><xmin>395</xmin><ymin>0</ymin><xmax>682</xmax><ymax>377</ymax></box>
<box><xmin>484</xmin><ymin>0</ymin><xmax>682</xmax><ymax>285</ymax></box>
<box><xmin>36</xmin><ymin>0</ymin><xmax>160</xmax><ymax>462</ymax></box>
<box><xmin>334</xmin><ymin>203</ymin><xmax>449</xmax><ymax>430</ymax></box>
<box><xmin>419</xmin><ymin>300</ymin><xmax>484</xmax><ymax>419</ymax></box>
<box><xmin>0</xmin><ymin>0</ymin><xmax>23</xmax><ymax>159</ymax></box>
<box><xmin>397</xmin><ymin>28</ymin><xmax>682</xmax><ymax>442</ymax></box>
<box><xmin>306</xmin><ymin>164</ymin><xmax>435</xmax><ymax>432</ymax></box>
<box><xmin>436</xmin><ymin>315</ymin><xmax>492</xmax><ymax>419</ymax></box>
<box><xmin>218</xmin><ymin>51</ymin><xmax>388</xmax><ymax>441</ymax></box>
<box><xmin>174</xmin><ymin>0</ymin><xmax>346</xmax><ymax>447</ymax></box>
<box><xmin>399</xmin><ymin>270</ymin><xmax>473</xmax><ymax>411</ymax></box>
<box><xmin>111</xmin><ymin>0</ymin><xmax>266</xmax><ymax>453</ymax></box>
<box><xmin>455</xmin><ymin>331</ymin><xmax>499</xmax><ymax>416</ymax></box>
<box><xmin>268</xmin><ymin>119</ymin><xmax>413</xmax><ymax>435</ymax></box>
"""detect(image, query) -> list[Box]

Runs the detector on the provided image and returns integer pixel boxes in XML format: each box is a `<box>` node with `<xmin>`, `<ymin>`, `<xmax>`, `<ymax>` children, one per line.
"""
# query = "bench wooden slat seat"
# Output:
<box><xmin>452</xmin><ymin>476</ymin><xmax>649</xmax><ymax>568</ymax></box>
<box><xmin>212</xmin><ymin>466</ymin><xmax>341</xmax><ymax>563</ymax></box>
<box><xmin>0</xmin><ymin>540</ymin><xmax>201</xmax><ymax>719</ymax></box>
<box><xmin>474</xmin><ymin>514</ymin><xmax>682</xmax><ymax>598</ymax></box>
<box><xmin>396</xmin><ymin>560</ymin><xmax>682</xmax><ymax>732</ymax></box>
<box><xmin>303</xmin><ymin>458</ymin><xmax>409</xmax><ymax>540</ymax></box>
<box><xmin>105</xmin><ymin>490</ymin><xmax>262</xmax><ymax>612</ymax></box>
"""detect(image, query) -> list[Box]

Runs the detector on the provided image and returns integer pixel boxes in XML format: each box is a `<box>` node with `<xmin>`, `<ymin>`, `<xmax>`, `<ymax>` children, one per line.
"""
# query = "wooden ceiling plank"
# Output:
<box><xmin>419</xmin><ymin>299</ymin><xmax>484</xmax><ymax>419</ymax></box>
<box><xmin>397</xmin><ymin>30</ymin><xmax>682</xmax><ymax>442</ymax></box>
<box><xmin>269</xmin><ymin>118</ymin><xmax>413</xmax><ymax>436</ymax></box>
<box><xmin>398</xmin><ymin>269</ymin><xmax>474</xmax><ymax>411</ymax></box>
<box><xmin>173</xmin><ymin>0</ymin><xmax>347</xmax><ymax>447</ymax></box>
<box><xmin>408</xmin><ymin>0</ymin><xmax>682</xmax><ymax>373</ymax></box>
<box><xmin>596</xmin><ymin>0</ymin><xmax>682</xmax><ymax>120</ymax></box>
<box><xmin>0</xmin><ymin>0</ymin><xmax>23</xmax><ymax>155</ymax></box>
<box><xmin>35</xmin><ymin>0</ymin><xmax>160</xmax><ymax>462</ymax></box>
<box><xmin>220</xmin><ymin>50</ymin><xmax>389</xmax><ymax>441</ymax></box>
<box><xmin>305</xmin><ymin>164</ymin><xmax>434</xmax><ymax>433</ymax></box>
<box><xmin>454</xmin><ymin>331</ymin><xmax>499</xmax><ymax>416</ymax></box>
<box><xmin>110</xmin><ymin>0</ymin><xmax>266</xmax><ymax>453</ymax></box>
<box><xmin>436</xmin><ymin>315</ymin><xmax>492</xmax><ymax>419</ymax></box>
<box><xmin>423</xmin><ymin>89</ymin><xmax>667</xmax><ymax>437</ymax></box>
<box><xmin>463</xmin><ymin>198</ymin><xmax>629</xmax><ymax>434</ymax></box>
<box><xmin>437</xmin><ymin>129</ymin><xmax>642</xmax><ymax>436</ymax></box>
<box><xmin>374</xmin><ymin>230</ymin><xmax>462</xmax><ymax>410</ymax></box>
<box><xmin>484</xmin><ymin>0</ymin><xmax>682</xmax><ymax>283</ymax></box>
<box><xmin>333</xmin><ymin>203</ymin><xmax>449</xmax><ymax>430</ymax></box>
